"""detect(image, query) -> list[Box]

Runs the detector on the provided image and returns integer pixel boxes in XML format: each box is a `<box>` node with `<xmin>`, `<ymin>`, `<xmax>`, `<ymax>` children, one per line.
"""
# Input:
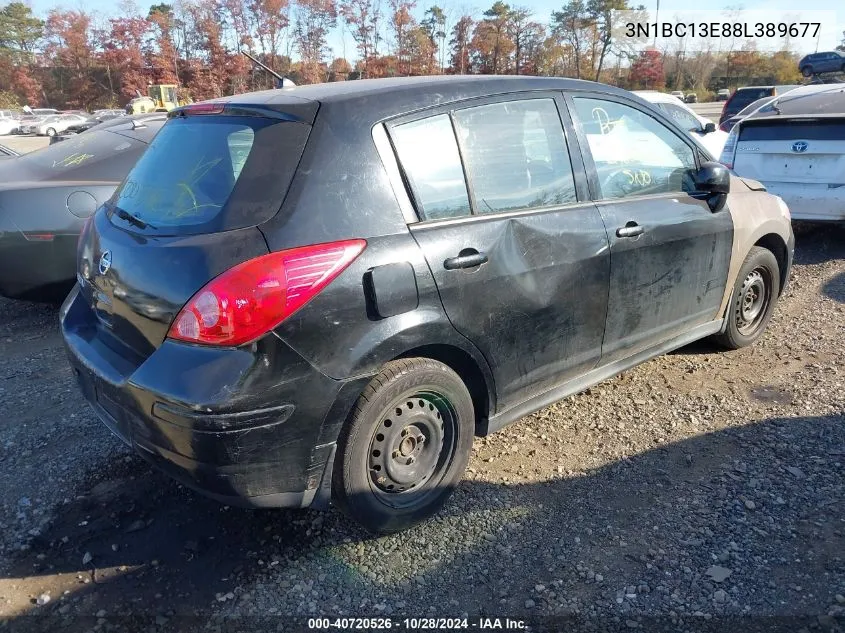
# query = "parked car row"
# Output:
<box><xmin>5</xmin><ymin>75</ymin><xmax>837</xmax><ymax>535</ymax></box>
<box><xmin>0</xmin><ymin>108</ymin><xmax>127</xmax><ymax>136</ymax></box>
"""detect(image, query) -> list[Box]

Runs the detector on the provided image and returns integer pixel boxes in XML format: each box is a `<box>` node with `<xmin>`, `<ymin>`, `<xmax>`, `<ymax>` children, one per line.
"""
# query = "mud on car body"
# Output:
<box><xmin>62</xmin><ymin>77</ymin><xmax>794</xmax><ymax>533</ymax></box>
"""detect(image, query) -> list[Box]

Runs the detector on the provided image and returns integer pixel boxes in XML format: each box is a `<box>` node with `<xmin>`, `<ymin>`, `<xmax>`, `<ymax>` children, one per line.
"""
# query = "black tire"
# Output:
<box><xmin>46</xmin><ymin>127</ymin><xmax>56</xmax><ymax>136</ymax></box>
<box><xmin>713</xmin><ymin>246</ymin><xmax>780</xmax><ymax>350</ymax></box>
<box><xmin>801</xmin><ymin>65</ymin><xmax>813</xmax><ymax>77</ymax></box>
<box><xmin>332</xmin><ymin>357</ymin><xmax>474</xmax><ymax>534</ymax></box>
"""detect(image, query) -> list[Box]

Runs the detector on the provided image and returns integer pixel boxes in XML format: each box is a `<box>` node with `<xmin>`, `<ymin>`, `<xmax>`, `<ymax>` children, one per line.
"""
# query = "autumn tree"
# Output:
<box><xmin>551</xmin><ymin>0</ymin><xmax>594</xmax><ymax>79</ymax></box>
<box><xmin>294</xmin><ymin>0</ymin><xmax>337</xmax><ymax>82</ymax></box>
<box><xmin>406</xmin><ymin>23</ymin><xmax>435</xmax><ymax>73</ymax></box>
<box><xmin>0</xmin><ymin>2</ymin><xmax>44</xmax><ymax>105</ymax></box>
<box><xmin>471</xmin><ymin>1</ymin><xmax>514</xmax><ymax>74</ymax></box>
<box><xmin>587</xmin><ymin>0</ymin><xmax>638</xmax><ymax>82</ymax></box>
<box><xmin>340</xmin><ymin>0</ymin><xmax>378</xmax><ymax>77</ymax></box>
<box><xmin>448</xmin><ymin>14</ymin><xmax>473</xmax><ymax>73</ymax></box>
<box><xmin>44</xmin><ymin>9</ymin><xmax>99</xmax><ymax>108</ymax></box>
<box><xmin>0</xmin><ymin>2</ymin><xmax>43</xmax><ymax>61</ymax></box>
<box><xmin>421</xmin><ymin>5</ymin><xmax>446</xmax><ymax>71</ymax></box>
<box><xmin>250</xmin><ymin>0</ymin><xmax>290</xmax><ymax>65</ymax></box>
<box><xmin>147</xmin><ymin>4</ymin><xmax>179</xmax><ymax>84</ymax></box>
<box><xmin>764</xmin><ymin>50</ymin><xmax>800</xmax><ymax>84</ymax></box>
<box><xmin>508</xmin><ymin>7</ymin><xmax>542</xmax><ymax>75</ymax></box>
<box><xmin>96</xmin><ymin>13</ymin><xmax>150</xmax><ymax>103</ymax></box>
<box><xmin>628</xmin><ymin>48</ymin><xmax>663</xmax><ymax>89</ymax></box>
<box><xmin>388</xmin><ymin>0</ymin><xmax>415</xmax><ymax>75</ymax></box>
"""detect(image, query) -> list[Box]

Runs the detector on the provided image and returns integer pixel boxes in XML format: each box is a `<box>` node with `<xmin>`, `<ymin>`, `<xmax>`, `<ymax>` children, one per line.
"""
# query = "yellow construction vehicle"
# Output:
<box><xmin>125</xmin><ymin>84</ymin><xmax>189</xmax><ymax>115</ymax></box>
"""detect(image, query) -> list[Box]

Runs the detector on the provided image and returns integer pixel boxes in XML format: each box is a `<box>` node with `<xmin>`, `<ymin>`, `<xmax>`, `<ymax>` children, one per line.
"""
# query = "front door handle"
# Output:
<box><xmin>444</xmin><ymin>249</ymin><xmax>488</xmax><ymax>270</ymax></box>
<box><xmin>616</xmin><ymin>222</ymin><xmax>644</xmax><ymax>238</ymax></box>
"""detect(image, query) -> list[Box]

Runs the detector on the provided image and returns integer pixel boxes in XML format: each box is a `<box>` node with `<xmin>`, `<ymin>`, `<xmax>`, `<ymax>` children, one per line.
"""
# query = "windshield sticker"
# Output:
<box><xmin>53</xmin><ymin>152</ymin><xmax>94</xmax><ymax>168</ymax></box>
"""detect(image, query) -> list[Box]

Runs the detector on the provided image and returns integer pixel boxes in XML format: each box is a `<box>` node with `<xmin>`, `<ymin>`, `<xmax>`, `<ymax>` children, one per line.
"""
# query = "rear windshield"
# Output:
<box><xmin>739</xmin><ymin>120</ymin><xmax>845</xmax><ymax>141</ymax></box>
<box><xmin>727</xmin><ymin>88</ymin><xmax>774</xmax><ymax>114</ymax></box>
<box><xmin>109</xmin><ymin>115</ymin><xmax>309</xmax><ymax>236</ymax></box>
<box><xmin>736</xmin><ymin>97</ymin><xmax>773</xmax><ymax>118</ymax></box>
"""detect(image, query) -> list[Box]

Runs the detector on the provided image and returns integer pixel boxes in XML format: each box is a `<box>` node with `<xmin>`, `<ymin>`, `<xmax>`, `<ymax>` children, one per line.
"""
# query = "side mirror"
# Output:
<box><xmin>694</xmin><ymin>161</ymin><xmax>731</xmax><ymax>212</ymax></box>
<box><xmin>703</xmin><ymin>121</ymin><xmax>716</xmax><ymax>134</ymax></box>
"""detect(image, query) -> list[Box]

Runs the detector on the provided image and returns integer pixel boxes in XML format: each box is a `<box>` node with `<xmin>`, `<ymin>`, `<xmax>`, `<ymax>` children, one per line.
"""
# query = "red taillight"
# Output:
<box><xmin>168</xmin><ymin>239</ymin><xmax>366</xmax><ymax>346</ymax></box>
<box><xmin>179</xmin><ymin>103</ymin><xmax>225</xmax><ymax>115</ymax></box>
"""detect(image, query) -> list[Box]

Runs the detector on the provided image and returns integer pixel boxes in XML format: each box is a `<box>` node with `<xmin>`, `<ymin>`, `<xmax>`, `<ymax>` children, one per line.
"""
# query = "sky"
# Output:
<box><xmin>20</xmin><ymin>0</ymin><xmax>845</xmax><ymax>63</ymax></box>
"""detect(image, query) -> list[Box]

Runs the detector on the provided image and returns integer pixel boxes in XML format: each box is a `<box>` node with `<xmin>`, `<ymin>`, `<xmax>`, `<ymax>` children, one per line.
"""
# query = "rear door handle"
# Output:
<box><xmin>616</xmin><ymin>222</ymin><xmax>644</xmax><ymax>238</ymax></box>
<box><xmin>444</xmin><ymin>249</ymin><xmax>488</xmax><ymax>270</ymax></box>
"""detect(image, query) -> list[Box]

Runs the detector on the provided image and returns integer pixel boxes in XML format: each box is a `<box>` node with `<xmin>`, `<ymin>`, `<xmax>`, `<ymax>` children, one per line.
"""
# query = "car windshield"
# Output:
<box><xmin>658</xmin><ymin>103</ymin><xmax>701</xmax><ymax>131</ymax></box>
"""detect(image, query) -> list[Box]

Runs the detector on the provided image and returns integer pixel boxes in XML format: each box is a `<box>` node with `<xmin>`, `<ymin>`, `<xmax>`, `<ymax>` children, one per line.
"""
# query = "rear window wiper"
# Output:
<box><xmin>114</xmin><ymin>207</ymin><xmax>155</xmax><ymax>230</ymax></box>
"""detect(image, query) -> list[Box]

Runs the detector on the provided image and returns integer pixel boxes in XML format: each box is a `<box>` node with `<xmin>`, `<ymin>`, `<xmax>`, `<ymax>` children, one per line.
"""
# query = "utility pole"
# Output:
<box><xmin>653</xmin><ymin>0</ymin><xmax>660</xmax><ymax>48</ymax></box>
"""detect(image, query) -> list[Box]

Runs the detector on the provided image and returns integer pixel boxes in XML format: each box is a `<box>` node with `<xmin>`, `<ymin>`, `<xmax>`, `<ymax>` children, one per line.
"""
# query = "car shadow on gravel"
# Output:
<box><xmin>792</xmin><ymin>223</ymin><xmax>845</xmax><ymax>265</ymax></box>
<box><xmin>4</xmin><ymin>412</ymin><xmax>843</xmax><ymax>631</ymax></box>
<box><xmin>822</xmin><ymin>271</ymin><xmax>845</xmax><ymax>303</ymax></box>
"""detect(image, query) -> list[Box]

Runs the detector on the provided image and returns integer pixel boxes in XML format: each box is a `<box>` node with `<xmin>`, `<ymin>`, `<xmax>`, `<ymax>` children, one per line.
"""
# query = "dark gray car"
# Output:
<box><xmin>0</xmin><ymin>115</ymin><xmax>165</xmax><ymax>300</ymax></box>
<box><xmin>799</xmin><ymin>51</ymin><xmax>845</xmax><ymax>77</ymax></box>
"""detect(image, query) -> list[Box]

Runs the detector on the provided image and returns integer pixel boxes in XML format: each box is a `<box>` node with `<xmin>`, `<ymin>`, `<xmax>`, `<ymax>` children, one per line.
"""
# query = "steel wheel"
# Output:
<box><xmin>332</xmin><ymin>357</ymin><xmax>474</xmax><ymax>533</ymax></box>
<box><xmin>735</xmin><ymin>266</ymin><xmax>772</xmax><ymax>336</ymax></box>
<box><xmin>367</xmin><ymin>390</ymin><xmax>458</xmax><ymax>509</ymax></box>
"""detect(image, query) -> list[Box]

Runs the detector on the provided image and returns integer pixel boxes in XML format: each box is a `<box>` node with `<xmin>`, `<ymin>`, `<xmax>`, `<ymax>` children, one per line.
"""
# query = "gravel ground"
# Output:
<box><xmin>0</xmin><ymin>224</ymin><xmax>843</xmax><ymax>632</ymax></box>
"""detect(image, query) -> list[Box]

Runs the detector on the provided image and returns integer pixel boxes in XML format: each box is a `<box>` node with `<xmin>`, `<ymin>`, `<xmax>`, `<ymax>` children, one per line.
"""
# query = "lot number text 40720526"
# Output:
<box><xmin>307</xmin><ymin>617</ymin><xmax>527</xmax><ymax>630</ymax></box>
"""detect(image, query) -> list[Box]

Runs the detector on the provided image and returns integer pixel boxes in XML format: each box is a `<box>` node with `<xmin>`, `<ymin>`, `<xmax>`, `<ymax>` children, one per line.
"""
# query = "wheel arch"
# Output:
<box><xmin>753</xmin><ymin>232</ymin><xmax>789</xmax><ymax>296</ymax></box>
<box><xmin>395</xmin><ymin>343</ymin><xmax>495</xmax><ymax>436</ymax></box>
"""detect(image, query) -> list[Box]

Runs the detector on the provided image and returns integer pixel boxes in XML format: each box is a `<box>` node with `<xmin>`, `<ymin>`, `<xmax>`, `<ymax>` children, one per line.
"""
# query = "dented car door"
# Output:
<box><xmin>388</xmin><ymin>93</ymin><xmax>610</xmax><ymax>411</ymax></box>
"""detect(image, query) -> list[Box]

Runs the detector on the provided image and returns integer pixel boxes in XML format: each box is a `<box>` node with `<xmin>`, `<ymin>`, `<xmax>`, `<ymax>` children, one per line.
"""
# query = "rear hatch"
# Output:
<box><xmin>76</xmin><ymin>101</ymin><xmax>317</xmax><ymax>362</ymax></box>
<box><xmin>733</xmin><ymin>117</ymin><xmax>845</xmax><ymax>185</ymax></box>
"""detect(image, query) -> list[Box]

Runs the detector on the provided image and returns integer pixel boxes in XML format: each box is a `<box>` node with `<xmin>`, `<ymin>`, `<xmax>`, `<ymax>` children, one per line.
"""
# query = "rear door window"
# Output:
<box><xmin>452</xmin><ymin>98</ymin><xmax>577</xmax><ymax>213</ymax></box>
<box><xmin>110</xmin><ymin>115</ymin><xmax>310</xmax><ymax>235</ymax></box>
<box><xmin>390</xmin><ymin>115</ymin><xmax>471</xmax><ymax>221</ymax></box>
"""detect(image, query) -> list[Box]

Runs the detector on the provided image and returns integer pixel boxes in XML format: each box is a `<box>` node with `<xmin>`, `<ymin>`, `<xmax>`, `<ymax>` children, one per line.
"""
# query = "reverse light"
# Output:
<box><xmin>168</xmin><ymin>239</ymin><xmax>366</xmax><ymax>346</ymax></box>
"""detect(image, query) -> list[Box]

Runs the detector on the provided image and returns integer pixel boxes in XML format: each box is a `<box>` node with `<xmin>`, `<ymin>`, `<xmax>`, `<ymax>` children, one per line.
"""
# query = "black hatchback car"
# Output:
<box><xmin>62</xmin><ymin>77</ymin><xmax>794</xmax><ymax>533</ymax></box>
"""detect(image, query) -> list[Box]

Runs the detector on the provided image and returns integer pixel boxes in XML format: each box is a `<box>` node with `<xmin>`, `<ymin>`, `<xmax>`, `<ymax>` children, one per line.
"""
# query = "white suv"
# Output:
<box><xmin>720</xmin><ymin>84</ymin><xmax>845</xmax><ymax>222</ymax></box>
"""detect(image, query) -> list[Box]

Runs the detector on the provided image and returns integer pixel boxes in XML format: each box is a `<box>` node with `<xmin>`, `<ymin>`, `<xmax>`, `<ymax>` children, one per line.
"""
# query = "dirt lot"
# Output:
<box><xmin>0</xmin><ymin>224</ymin><xmax>843</xmax><ymax>632</ymax></box>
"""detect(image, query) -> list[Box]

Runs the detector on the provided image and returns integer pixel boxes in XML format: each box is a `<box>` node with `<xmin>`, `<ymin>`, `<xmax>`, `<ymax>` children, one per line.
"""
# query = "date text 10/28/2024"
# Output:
<box><xmin>308</xmin><ymin>618</ymin><xmax>526</xmax><ymax>630</ymax></box>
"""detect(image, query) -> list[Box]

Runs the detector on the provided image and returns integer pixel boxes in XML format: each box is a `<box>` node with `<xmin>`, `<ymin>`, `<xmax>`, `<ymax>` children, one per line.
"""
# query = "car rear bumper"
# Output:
<box><xmin>0</xmin><ymin>230</ymin><xmax>78</xmax><ymax>300</ymax></box>
<box><xmin>762</xmin><ymin>182</ymin><xmax>845</xmax><ymax>221</ymax></box>
<box><xmin>60</xmin><ymin>284</ymin><xmax>369</xmax><ymax>508</ymax></box>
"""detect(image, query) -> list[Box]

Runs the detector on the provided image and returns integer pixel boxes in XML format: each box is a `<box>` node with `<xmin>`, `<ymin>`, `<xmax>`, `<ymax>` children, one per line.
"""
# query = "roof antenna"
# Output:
<box><xmin>242</xmin><ymin>51</ymin><xmax>297</xmax><ymax>89</ymax></box>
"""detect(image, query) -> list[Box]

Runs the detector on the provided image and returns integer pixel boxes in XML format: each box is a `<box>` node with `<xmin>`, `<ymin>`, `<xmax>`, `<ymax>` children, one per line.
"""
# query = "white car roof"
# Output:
<box><xmin>633</xmin><ymin>91</ymin><xmax>687</xmax><ymax>107</ymax></box>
